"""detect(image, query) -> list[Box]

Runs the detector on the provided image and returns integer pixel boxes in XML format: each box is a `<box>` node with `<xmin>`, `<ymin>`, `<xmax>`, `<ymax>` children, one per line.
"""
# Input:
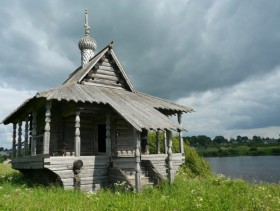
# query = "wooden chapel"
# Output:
<box><xmin>2</xmin><ymin>10</ymin><xmax>193</xmax><ymax>192</ymax></box>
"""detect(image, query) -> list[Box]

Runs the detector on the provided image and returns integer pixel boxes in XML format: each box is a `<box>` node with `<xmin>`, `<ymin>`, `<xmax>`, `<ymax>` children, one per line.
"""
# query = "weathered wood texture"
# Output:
<box><xmin>43</xmin><ymin>102</ymin><xmax>52</xmax><ymax>155</ymax></box>
<box><xmin>112</xmin><ymin>157</ymin><xmax>136</xmax><ymax>169</ymax></box>
<box><xmin>35</xmin><ymin>106</ymin><xmax>47</xmax><ymax>155</ymax></box>
<box><xmin>166</xmin><ymin>130</ymin><xmax>174</xmax><ymax>184</ymax></box>
<box><xmin>108</xmin><ymin>167</ymin><xmax>133</xmax><ymax>190</ymax></box>
<box><xmin>82</xmin><ymin>54</ymin><xmax>129</xmax><ymax>90</ymax></box>
<box><xmin>44</xmin><ymin>156</ymin><xmax>110</xmax><ymax>191</ymax></box>
<box><xmin>141</xmin><ymin>153</ymin><xmax>184</xmax><ymax>178</ymax></box>
<box><xmin>12</xmin><ymin>155</ymin><xmax>44</xmax><ymax>169</ymax></box>
<box><xmin>113</xmin><ymin>117</ymin><xmax>135</xmax><ymax>157</ymax></box>
<box><xmin>134</xmin><ymin>129</ymin><xmax>141</xmax><ymax>191</ymax></box>
<box><xmin>141</xmin><ymin>160</ymin><xmax>163</xmax><ymax>185</ymax></box>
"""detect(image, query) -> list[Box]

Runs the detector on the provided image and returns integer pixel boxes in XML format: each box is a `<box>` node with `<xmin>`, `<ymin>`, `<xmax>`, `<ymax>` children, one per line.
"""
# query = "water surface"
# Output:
<box><xmin>206</xmin><ymin>156</ymin><xmax>280</xmax><ymax>183</ymax></box>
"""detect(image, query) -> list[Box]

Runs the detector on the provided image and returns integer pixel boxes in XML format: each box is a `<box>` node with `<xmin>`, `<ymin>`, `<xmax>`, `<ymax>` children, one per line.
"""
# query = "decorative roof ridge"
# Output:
<box><xmin>110</xmin><ymin>48</ymin><xmax>135</xmax><ymax>92</ymax></box>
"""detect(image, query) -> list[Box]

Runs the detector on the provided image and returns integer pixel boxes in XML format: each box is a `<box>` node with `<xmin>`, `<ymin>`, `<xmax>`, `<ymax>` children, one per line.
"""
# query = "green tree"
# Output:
<box><xmin>213</xmin><ymin>136</ymin><xmax>228</xmax><ymax>145</ymax></box>
<box><xmin>197</xmin><ymin>135</ymin><xmax>212</xmax><ymax>149</ymax></box>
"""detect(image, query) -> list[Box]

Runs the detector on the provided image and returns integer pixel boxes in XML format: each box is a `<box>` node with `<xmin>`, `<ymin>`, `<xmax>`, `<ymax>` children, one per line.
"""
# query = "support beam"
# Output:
<box><xmin>43</xmin><ymin>102</ymin><xmax>52</xmax><ymax>155</ymax></box>
<box><xmin>12</xmin><ymin>123</ymin><xmax>17</xmax><ymax>158</ymax></box>
<box><xmin>31</xmin><ymin>112</ymin><xmax>37</xmax><ymax>156</ymax></box>
<box><xmin>166</xmin><ymin>130</ymin><xmax>174</xmax><ymax>184</ymax></box>
<box><xmin>75</xmin><ymin>110</ymin><xmax>81</xmax><ymax>157</ymax></box>
<box><xmin>164</xmin><ymin>131</ymin><xmax>167</xmax><ymax>154</ymax></box>
<box><xmin>24</xmin><ymin>116</ymin><xmax>29</xmax><ymax>156</ymax></box>
<box><xmin>156</xmin><ymin>130</ymin><xmax>160</xmax><ymax>154</ymax></box>
<box><xmin>17</xmin><ymin>121</ymin><xmax>22</xmax><ymax>157</ymax></box>
<box><xmin>105</xmin><ymin>113</ymin><xmax>111</xmax><ymax>156</ymax></box>
<box><xmin>29</xmin><ymin>115</ymin><xmax>33</xmax><ymax>155</ymax></box>
<box><xmin>177</xmin><ymin>113</ymin><xmax>184</xmax><ymax>154</ymax></box>
<box><xmin>134</xmin><ymin>129</ymin><xmax>142</xmax><ymax>192</ymax></box>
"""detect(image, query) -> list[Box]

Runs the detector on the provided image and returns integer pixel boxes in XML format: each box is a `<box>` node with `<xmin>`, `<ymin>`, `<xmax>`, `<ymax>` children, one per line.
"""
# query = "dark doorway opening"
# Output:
<box><xmin>98</xmin><ymin>124</ymin><xmax>106</xmax><ymax>153</ymax></box>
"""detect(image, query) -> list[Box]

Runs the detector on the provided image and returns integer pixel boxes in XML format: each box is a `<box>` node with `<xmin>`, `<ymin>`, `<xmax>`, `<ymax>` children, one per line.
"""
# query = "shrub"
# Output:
<box><xmin>183</xmin><ymin>144</ymin><xmax>212</xmax><ymax>177</ymax></box>
<box><xmin>271</xmin><ymin>148</ymin><xmax>280</xmax><ymax>154</ymax></box>
<box><xmin>0</xmin><ymin>156</ymin><xmax>4</xmax><ymax>163</ymax></box>
<box><xmin>148</xmin><ymin>132</ymin><xmax>212</xmax><ymax>178</ymax></box>
<box><xmin>249</xmin><ymin>147</ymin><xmax>258</xmax><ymax>151</ymax></box>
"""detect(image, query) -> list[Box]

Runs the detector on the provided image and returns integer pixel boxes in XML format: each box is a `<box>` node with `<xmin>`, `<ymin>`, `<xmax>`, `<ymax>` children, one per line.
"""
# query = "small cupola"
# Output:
<box><xmin>78</xmin><ymin>9</ymin><xmax>97</xmax><ymax>67</ymax></box>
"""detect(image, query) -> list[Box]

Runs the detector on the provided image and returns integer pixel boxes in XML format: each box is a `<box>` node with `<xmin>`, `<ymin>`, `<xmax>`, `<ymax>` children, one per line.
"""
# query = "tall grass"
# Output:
<box><xmin>1</xmin><ymin>163</ymin><xmax>280</xmax><ymax>210</ymax></box>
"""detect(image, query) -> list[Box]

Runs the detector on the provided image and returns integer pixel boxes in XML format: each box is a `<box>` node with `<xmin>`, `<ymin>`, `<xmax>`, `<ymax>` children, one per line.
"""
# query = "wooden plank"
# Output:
<box><xmin>13</xmin><ymin>155</ymin><xmax>44</xmax><ymax>162</ymax></box>
<box><xmin>80</xmin><ymin>169</ymin><xmax>108</xmax><ymax>177</ymax></box>
<box><xmin>96</xmin><ymin>69</ymin><xmax>116</xmax><ymax>76</ymax></box>
<box><xmin>44</xmin><ymin>166</ymin><xmax>71</xmax><ymax>171</ymax></box>
<box><xmin>113</xmin><ymin>162</ymin><xmax>135</xmax><ymax>169</ymax></box>
<box><xmin>13</xmin><ymin>162</ymin><xmax>44</xmax><ymax>169</ymax></box>
<box><xmin>88</xmin><ymin>79</ymin><xmax>123</xmax><ymax>88</ymax></box>
<box><xmin>52</xmin><ymin>170</ymin><xmax>74</xmax><ymax>179</ymax></box>
<box><xmin>80</xmin><ymin>176</ymin><xmax>108</xmax><ymax>184</ymax></box>
<box><xmin>80</xmin><ymin>183</ymin><xmax>107</xmax><ymax>192</ymax></box>
<box><xmin>98</xmin><ymin>65</ymin><xmax>114</xmax><ymax>72</ymax></box>
<box><xmin>100</xmin><ymin>61</ymin><xmax>111</xmax><ymax>67</ymax></box>
<box><xmin>91</xmin><ymin>73</ymin><xmax>118</xmax><ymax>82</ymax></box>
<box><xmin>61</xmin><ymin>178</ymin><xmax>73</xmax><ymax>186</ymax></box>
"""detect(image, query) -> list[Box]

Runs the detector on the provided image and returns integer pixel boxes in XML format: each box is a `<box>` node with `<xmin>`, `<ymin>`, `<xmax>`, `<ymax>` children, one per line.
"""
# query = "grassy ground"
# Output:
<box><xmin>1</xmin><ymin>164</ymin><xmax>280</xmax><ymax>210</ymax></box>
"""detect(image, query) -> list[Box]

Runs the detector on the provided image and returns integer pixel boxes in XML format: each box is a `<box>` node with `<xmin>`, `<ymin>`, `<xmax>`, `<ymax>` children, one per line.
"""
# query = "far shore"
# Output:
<box><xmin>196</xmin><ymin>145</ymin><xmax>280</xmax><ymax>157</ymax></box>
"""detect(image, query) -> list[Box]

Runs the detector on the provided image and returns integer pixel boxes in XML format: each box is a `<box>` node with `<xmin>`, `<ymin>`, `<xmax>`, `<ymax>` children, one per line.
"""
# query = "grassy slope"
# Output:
<box><xmin>1</xmin><ymin>164</ymin><xmax>280</xmax><ymax>210</ymax></box>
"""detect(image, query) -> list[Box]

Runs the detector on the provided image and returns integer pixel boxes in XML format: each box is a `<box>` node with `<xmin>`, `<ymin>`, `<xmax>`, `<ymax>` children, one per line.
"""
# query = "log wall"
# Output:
<box><xmin>44</xmin><ymin>156</ymin><xmax>110</xmax><ymax>191</ymax></box>
<box><xmin>141</xmin><ymin>153</ymin><xmax>184</xmax><ymax>178</ymax></box>
<box><xmin>113</xmin><ymin>116</ymin><xmax>135</xmax><ymax>157</ymax></box>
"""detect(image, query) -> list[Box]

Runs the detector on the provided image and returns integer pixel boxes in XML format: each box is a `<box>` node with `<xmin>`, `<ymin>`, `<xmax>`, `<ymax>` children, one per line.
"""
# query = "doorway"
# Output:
<box><xmin>98</xmin><ymin>124</ymin><xmax>106</xmax><ymax>153</ymax></box>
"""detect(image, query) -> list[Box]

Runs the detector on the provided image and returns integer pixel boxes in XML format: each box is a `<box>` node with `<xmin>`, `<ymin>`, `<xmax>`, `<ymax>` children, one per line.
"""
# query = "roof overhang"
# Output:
<box><xmin>2</xmin><ymin>84</ymin><xmax>193</xmax><ymax>131</ymax></box>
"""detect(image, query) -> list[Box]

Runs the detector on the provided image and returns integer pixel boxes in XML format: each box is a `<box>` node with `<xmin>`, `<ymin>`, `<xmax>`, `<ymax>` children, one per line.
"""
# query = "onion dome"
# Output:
<box><xmin>78</xmin><ymin>9</ymin><xmax>97</xmax><ymax>51</ymax></box>
<box><xmin>79</xmin><ymin>9</ymin><xmax>97</xmax><ymax>67</ymax></box>
<box><xmin>78</xmin><ymin>36</ymin><xmax>97</xmax><ymax>51</ymax></box>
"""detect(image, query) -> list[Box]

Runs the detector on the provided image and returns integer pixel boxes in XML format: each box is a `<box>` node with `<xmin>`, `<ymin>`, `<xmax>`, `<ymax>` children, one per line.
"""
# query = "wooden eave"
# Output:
<box><xmin>1</xmin><ymin>97</ymin><xmax>46</xmax><ymax>125</ymax></box>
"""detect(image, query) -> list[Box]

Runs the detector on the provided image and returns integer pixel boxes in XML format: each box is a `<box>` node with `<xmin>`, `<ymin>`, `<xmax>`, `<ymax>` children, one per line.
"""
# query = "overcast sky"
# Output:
<box><xmin>1</xmin><ymin>0</ymin><xmax>280</xmax><ymax>148</ymax></box>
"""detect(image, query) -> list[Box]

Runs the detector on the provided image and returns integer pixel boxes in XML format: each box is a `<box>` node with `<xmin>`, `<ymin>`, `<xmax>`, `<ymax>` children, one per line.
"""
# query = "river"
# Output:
<box><xmin>205</xmin><ymin>156</ymin><xmax>280</xmax><ymax>183</ymax></box>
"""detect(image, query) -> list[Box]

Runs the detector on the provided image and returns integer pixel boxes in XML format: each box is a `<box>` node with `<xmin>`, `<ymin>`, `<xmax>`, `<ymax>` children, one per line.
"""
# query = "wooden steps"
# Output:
<box><xmin>122</xmin><ymin>167</ymin><xmax>154</xmax><ymax>189</ymax></box>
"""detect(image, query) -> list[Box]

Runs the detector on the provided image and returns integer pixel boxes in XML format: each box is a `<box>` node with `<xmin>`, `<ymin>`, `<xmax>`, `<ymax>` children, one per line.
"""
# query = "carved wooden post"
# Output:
<box><xmin>43</xmin><ymin>102</ymin><xmax>52</xmax><ymax>155</ymax></box>
<box><xmin>156</xmin><ymin>130</ymin><xmax>160</xmax><ymax>154</ymax></box>
<box><xmin>12</xmin><ymin>123</ymin><xmax>17</xmax><ymax>158</ymax></box>
<box><xmin>166</xmin><ymin>130</ymin><xmax>174</xmax><ymax>184</ymax></box>
<box><xmin>29</xmin><ymin>115</ymin><xmax>33</xmax><ymax>155</ymax></box>
<box><xmin>164</xmin><ymin>131</ymin><xmax>167</xmax><ymax>154</ymax></box>
<box><xmin>17</xmin><ymin>121</ymin><xmax>22</xmax><ymax>157</ymax></box>
<box><xmin>134</xmin><ymin>129</ymin><xmax>142</xmax><ymax>192</ymax></box>
<box><xmin>147</xmin><ymin>130</ymin><xmax>150</xmax><ymax>154</ymax></box>
<box><xmin>24</xmin><ymin>116</ymin><xmax>29</xmax><ymax>156</ymax></box>
<box><xmin>177</xmin><ymin>113</ymin><xmax>184</xmax><ymax>154</ymax></box>
<box><xmin>106</xmin><ymin>113</ymin><xmax>111</xmax><ymax>156</ymax></box>
<box><xmin>31</xmin><ymin>111</ymin><xmax>37</xmax><ymax>156</ymax></box>
<box><xmin>75</xmin><ymin>110</ymin><xmax>81</xmax><ymax>157</ymax></box>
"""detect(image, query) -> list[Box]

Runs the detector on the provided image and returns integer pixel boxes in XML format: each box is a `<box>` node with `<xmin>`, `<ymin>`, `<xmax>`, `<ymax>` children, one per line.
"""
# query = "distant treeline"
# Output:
<box><xmin>184</xmin><ymin>135</ymin><xmax>280</xmax><ymax>157</ymax></box>
<box><xmin>184</xmin><ymin>135</ymin><xmax>280</xmax><ymax>148</ymax></box>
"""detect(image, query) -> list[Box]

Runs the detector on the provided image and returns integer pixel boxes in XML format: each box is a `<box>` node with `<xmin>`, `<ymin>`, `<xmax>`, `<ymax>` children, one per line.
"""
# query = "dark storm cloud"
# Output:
<box><xmin>1</xmin><ymin>0</ymin><xmax>279</xmax><ymax>98</ymax></box>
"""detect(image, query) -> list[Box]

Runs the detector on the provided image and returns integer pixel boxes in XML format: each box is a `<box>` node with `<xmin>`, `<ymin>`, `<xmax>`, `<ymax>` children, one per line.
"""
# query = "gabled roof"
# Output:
<box><xmin>64</xmin><ymin>43</ymin><xmax>135</xmax><ymax>92</ymax></box>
